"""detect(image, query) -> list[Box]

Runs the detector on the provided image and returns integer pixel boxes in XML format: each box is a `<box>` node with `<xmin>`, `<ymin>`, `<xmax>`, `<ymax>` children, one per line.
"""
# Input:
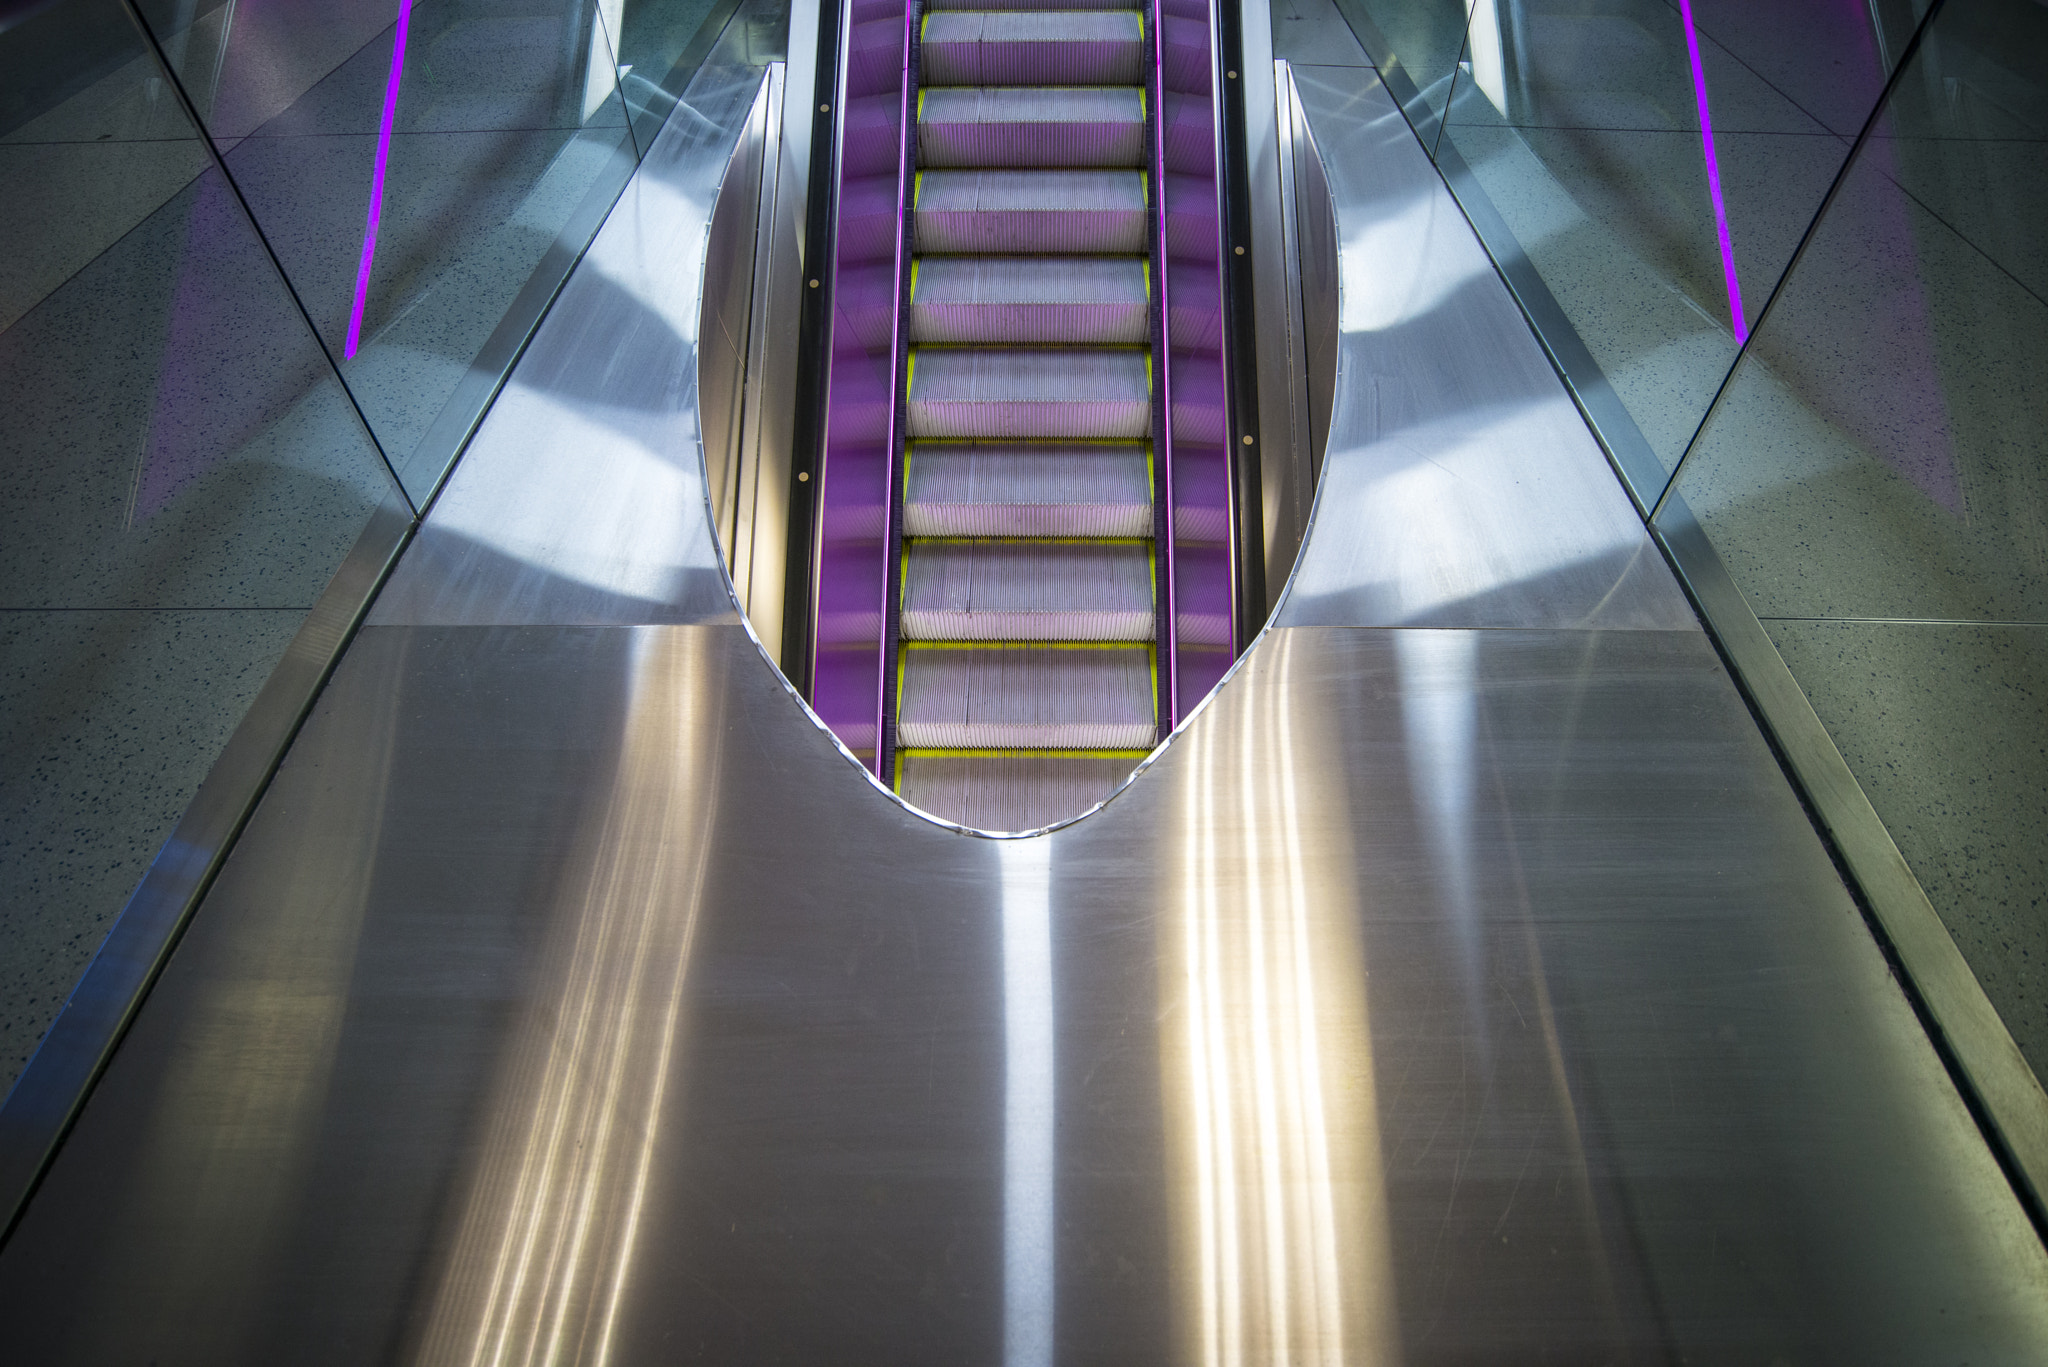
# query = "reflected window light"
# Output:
<box><xmin>583</xmin><ymin>0</ymin><xmax>626</xmax><ymax>123</ymax></box>
<box><xmin>1167</xmin><ymin>634</ymin><xmax>1397</xmax><ymax>1366</ymax></box>
<box><xmin>413</xmin><ymin>632</ymin><xmax>718</xmax><ymax>1367</ymax></box>
<box><xmin>1466</xmin><ymin>0</ymin><xmax>1509</xmax><ymax>115</ymax></box>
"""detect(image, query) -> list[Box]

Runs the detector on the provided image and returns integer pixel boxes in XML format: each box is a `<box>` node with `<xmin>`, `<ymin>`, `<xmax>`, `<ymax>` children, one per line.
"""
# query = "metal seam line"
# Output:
<box><xmin>346</xmin><ymin>0</ymin><xmax>415</xmax><ymax>360</ymax></box>
<box><xmin>1649</xmin><ymin>0</ymin><xmax>1952</xmax><ymax>523</ymax></box>
<box><xmin>116</xmin><ymin>0</ymin><xmax>415</xmax><ymax>515</ymax></box>
<box><xmin>1677</xmin><ymin>0</ymin><xmax>1747</xmax><ymax>342</ymax></box>
<box><xmin>999</xmin><ymin>837</ymin><xmax>1056</xmax><ymax>1367</ymax></box>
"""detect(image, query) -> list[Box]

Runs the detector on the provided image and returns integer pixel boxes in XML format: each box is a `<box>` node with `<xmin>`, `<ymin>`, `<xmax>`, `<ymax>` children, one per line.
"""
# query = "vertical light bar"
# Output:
<box><xmin>1677</xmin><ymin>0</ymin><xmax>1748</xmax><ymax>343</ymax></box>
<box><xmin>999</xmin><ymin>837</ymin><xmax>1057</xmax><ymax>1367</ymax></box>
<box><xmin>345</xmin><ymin>0</ymin><xmax>414</xmax><ymax>360</ymax></box>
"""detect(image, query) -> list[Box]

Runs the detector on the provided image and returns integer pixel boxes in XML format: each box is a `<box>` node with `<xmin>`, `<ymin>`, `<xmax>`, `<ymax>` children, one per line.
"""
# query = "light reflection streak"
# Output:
<box><xmin>1169</xmin><ymin>633</ymin><xmax>1398</xmax><ymax>1366</ymax></box>
<box><xmin>999</xmin><ymin>837</ymin><xmax>1056</xmax><ymax>1367</ymax></box>
<box><xmin>1395</xmin><ymin>631</ymin><xmax>1485</xmax><ymax>1053</ymax></box>
<box><xmin>417</xmin><ymin>629</ymin><xmax>722</xmax><ymax>1367</ymax></box>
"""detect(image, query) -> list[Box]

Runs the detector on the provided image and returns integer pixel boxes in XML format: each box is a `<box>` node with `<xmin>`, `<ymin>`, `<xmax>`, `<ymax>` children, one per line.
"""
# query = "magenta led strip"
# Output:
<box><xmin>873</xmin><ymin>0</ymin><xmax>917</xmax><ymax>778</ymax></box>
<box><xmin>1677</xmin><ymin>0</ymin><xmax>1748</xmax><ymax>343</ymax></box>
<box><xmin>1149</xmin><ymin>0</ymin><xmax>1180</xmax><ymax>728</ymax></box>
<box><xmin>345</xmin><ymin>0</ymin><xmax>415</xmax><ymax>360</ymax></box>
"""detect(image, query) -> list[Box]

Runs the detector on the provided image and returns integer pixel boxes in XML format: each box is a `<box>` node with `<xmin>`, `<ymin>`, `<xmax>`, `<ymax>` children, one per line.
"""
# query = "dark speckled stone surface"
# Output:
<box><xmin>1767</xmin><ymin>620</ymin><xmax>2048</xmax><ymax>1075</ymax></box>
<box><xmin>0</xmin><ymin>610</ymin><xmax>305</xmax><ymax>1094</ymax></box>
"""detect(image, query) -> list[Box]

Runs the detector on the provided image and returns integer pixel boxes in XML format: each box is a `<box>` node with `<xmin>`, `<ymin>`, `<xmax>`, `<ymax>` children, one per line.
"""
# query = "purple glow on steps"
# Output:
<box><xmin>1677</xmin><ymin>0</ymin><xmax>1748</xmax><ymax>343</ymax></box>
<box><xmin>345</xmin><ymin>0</ymin><xmax>414</xmax><ymax>360</ymax></box>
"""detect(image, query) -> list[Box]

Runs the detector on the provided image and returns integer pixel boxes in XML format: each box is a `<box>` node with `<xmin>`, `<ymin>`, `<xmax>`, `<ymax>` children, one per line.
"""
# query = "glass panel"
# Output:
<box><xmin>0</xmin><ymin>0</ymin><xmax>398</xmax><ymax>1092</ymax></box>
<box><xmin>140</xmin><ymin>0</ymin><xmax>644</xmax><ymax>502</ymax></box>
<box><xmin>616</xmin><ymin>0</ymin><xmax>781</xmax><ymax>151</ymax></box>
<box><xmin>1332</xmin><ymin>0</ymin><xmax>1475</xmax><ymax>128</ymax></box>
<box><xmin>1665</xmin><ymin>0</ymin><xmax>2048</xmax><ymax>1068</ymax></box>
<box><xmin>1434</xmin><ymin>0</ymin><xmax>1925</xmax><ymax>484</ymax></box>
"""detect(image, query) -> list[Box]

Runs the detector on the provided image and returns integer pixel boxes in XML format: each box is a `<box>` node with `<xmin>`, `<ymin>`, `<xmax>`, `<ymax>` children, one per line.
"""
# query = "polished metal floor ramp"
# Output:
<box><xmin>2</xmin><ymin>626</ymin><xmax>2040</xmax><ymax>1363</ymax></box>
<box><xmin>892</xmin><ymin>0</ymin><xmax>1166</xmax><ymax>828</ymax></box>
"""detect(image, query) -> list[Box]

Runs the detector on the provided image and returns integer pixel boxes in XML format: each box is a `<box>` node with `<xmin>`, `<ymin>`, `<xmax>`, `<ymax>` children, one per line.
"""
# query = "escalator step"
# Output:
<box><xmin>908</xmin><ymin>347</ymin><xmax>1150</xmax><ymax>439</ymax></box>
<box><xmin>905</xmin><ymin>442</ymin><xmax>1151</xmax><ymax>537</ymax></box>
<box><xmin>898</xmin><ymin>753</ymin><xmax>1138</xmax><ymax>831</ymax></box>
<box><xmin>902</xmin><ymin>540</ymin><xmax>1154</xmax><ymax>640</ymax></box>
<box><xmin>918</xmin><ymin>87</ymin><xmax>1146</xmax><ymax>168</ymax></box>
<box><xmin>921</xmin><ymin>11</ymin><xmax>1147</xmax><ymax>87</ymax></box>
<box><xmin>915</xmin><ymin>170</ymin><xmax>1148</xmax><ymax>254</ymax></box>
<box><xmin>927</xmin><ymin>0</ymin><xmax>1141</xmax><ymax>11</ymax></box>
<box><xmin>909</xmin><ymin>256</ymin><xmax>1148</xmax><ymax>344</ymax></box>
<box><xmin>896</xmin><ymin>644</ymin><xmax>1156</xmax><ymax>749</ymax></box>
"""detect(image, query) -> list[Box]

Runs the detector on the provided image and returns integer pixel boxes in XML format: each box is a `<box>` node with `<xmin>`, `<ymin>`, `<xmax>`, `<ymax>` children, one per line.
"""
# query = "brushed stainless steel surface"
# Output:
<box><xmin>1272</xmin><ymin>66</ymin><xmax>1696</xmax><ymax>633</ymax></box>
<box><xmin>2</xmin><ymin>622</ymin><xmax>2044</xmax><ymax>1362</ymax></box>
<box><xmin>367</xmin><ymin>60</ymin><xmax>769</xmax><ymax>629</ymax></box>
<box><xmin>727</xmin><ymin>62</ymin><xmax>801</xmax><ymax>662</ymax></box>
<box><xmin>1265</xmin><ymin>59</ymin><xmax>1318</xmax><ymax>610</ymax></box>
<box><xmin>703</xmin><ymin>78</ymin><xmax>775</xmax><ymax>566</ymax></box>
<box><xmin>0</xmin><ymin>490</ymin><xmax>413</xmax><ymax>1242</ymax></box>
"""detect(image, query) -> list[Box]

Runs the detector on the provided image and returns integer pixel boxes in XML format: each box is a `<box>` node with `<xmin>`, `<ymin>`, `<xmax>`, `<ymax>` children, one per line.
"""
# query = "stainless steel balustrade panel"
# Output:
<box><xmin>0</xmin><ymin>622</ymin><xmax>2043</xmax><ymax>1361</ymax></box>
<box><xmin>1273</xmin><ymin>66</ymin><xmax>1697</xmax><ymax>633</ymax></box>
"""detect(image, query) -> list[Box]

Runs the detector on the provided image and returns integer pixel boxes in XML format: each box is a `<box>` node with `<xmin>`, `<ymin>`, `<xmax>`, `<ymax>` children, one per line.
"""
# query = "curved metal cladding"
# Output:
<box><xmin>810</xmin><ymin>0</ymin><xmax>917</xmax><ymax>772</ymax></box>
<box><xmin>1157</xmin><ymin>0</ymin><xmax>1236</xmax><ymax>721</ymax></box>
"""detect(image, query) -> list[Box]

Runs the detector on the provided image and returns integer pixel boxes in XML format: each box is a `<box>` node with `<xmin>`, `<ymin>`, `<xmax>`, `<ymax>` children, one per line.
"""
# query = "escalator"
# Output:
<box><xmin>789</xmin><ymin>0</ymin><xmax>1257</xmax><ymax>830</ymax></box>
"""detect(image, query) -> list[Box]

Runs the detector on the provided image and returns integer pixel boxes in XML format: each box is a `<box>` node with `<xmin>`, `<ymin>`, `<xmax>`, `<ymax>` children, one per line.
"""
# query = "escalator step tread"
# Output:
<box><xmin>905</xmin><ymin>442</ymin><xmax>1151</xmax><ymax>537</ymax></box>
<box><xmin>918</xmin><ymin>86</ymin><xmax>1145</xmax><ymax>169</ymax></box>
<box><xmin>915</xmin><ymin>169</ymin><xmax>1149</xmax><ymax>254</ymax></box>
<box><xmin>902</xmin><ymin>540</ymin><xmax>1154</xmax><ymax>640</ymax></box>
<box><xmin>897</xmin><ymin>644</ymin><xmax>1156</xmax><ymax>749</ymax></box>
<box><xmin>908</xmin><ymin>347</ymin><xmax>1151</xmax><ymax>439</ymax></box>
<box><xmin>909</xmin><ymin>256</ymin><xmax>1148</xmax><ymax>344</ymax></box>
<box><xmin>921</xmin><ymin>11</ymin><xmax>1147</xmax><ymax>87</ymax></box>
<box><xmin>926</xmin><ymin>0</ymin><xmax>1142</xmax><ymax>11</ymax></box>
<box><xmin>898</xmin><ymin>753</ymin><xmax>1137</xmax><ymax>831</ymax></box>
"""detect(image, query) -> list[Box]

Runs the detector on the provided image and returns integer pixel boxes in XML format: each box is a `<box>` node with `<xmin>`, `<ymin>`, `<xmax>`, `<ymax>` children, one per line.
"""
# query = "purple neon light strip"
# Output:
<box><xmin>1149</xmin><ymin>1</ymin><xmax>1179</xmax><ymax>729</ymax></box>
<box><xmin>1677</xmin><ymin>0</ymin><xmax>1748</xmax><ymax>343</ymax></box>
<box><xmin>345</xmin><ymin>0</ymin><xmax>415</xmax><ymax>360</ymax></box>
<box><xmin>874</xmin><ymin>0</ymin><xmax>916</xmax><ymax>778</ymax></box>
